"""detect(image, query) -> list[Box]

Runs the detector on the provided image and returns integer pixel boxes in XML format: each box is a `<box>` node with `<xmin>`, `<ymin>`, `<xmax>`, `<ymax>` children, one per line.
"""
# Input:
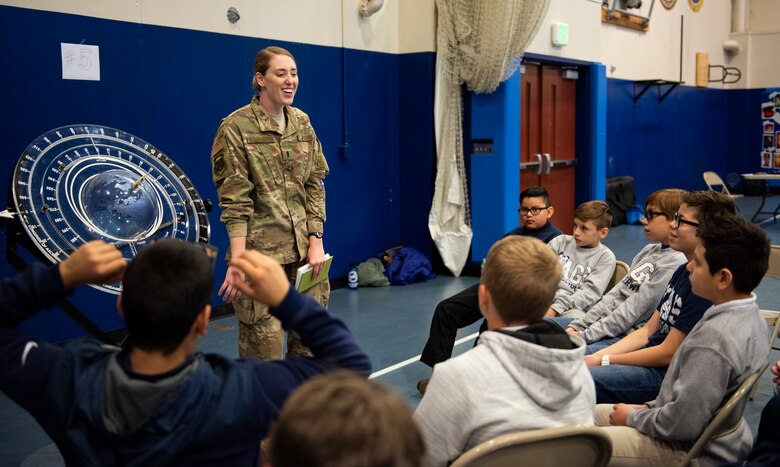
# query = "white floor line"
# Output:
<box><xmin>369</xmin><ymin>332</ymin><xmax>479</xmax><ymax>379</ymax></box>
<box><xmin>757</xmin><ymin>215</ymin><xmax>780</xmax><ymax>226</ymax></box>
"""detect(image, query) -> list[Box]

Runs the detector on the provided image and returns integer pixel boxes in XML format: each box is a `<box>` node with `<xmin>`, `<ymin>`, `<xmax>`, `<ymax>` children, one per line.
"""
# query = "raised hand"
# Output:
<box><xmin>59</xmin><ymin>241</ymin><xmax>126</xmax><ymax>288</ymax></box>
<box><xmin>230</xmin><ymin>250</ymin><xmax>290</xmax><ymax>307</ymax></box>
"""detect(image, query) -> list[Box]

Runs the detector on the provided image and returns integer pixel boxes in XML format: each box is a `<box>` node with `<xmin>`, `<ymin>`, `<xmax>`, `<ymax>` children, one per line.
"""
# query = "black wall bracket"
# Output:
<box><xmin>633</xmin><ymin>79</ymin><xmax>682</xmax><ymax>104</ymax></box>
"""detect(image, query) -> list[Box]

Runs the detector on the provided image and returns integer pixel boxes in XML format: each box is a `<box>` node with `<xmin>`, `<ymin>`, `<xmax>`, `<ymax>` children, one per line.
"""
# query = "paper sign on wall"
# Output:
<box><xmin>61</xmin><ymin>43</ymin><xmax>100</xmax><ymax>81</ymax></box>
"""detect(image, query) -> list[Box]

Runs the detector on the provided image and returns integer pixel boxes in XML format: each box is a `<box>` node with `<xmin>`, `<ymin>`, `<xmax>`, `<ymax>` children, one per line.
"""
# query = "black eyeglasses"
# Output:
<box><xmin>673</xmin><ymin>212</ymin><xmax>700</xmax><ymax>229</ymax></box>
<box><xmin>518</xmin><ymin>206</ymin><xmax>549</xmax><ymax>216</ymax></box>
<box><xmin>642</xmin><ymin>210</ymin><xmax>666</xmax><ymax>221</ymax></box>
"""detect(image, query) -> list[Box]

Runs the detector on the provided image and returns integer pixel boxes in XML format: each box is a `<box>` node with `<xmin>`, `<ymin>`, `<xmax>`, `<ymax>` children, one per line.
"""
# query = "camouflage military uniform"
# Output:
<box><xmin>211</xmin><ymin>96</ymin><xmax>330</xmax><ymax>360</ymax></box>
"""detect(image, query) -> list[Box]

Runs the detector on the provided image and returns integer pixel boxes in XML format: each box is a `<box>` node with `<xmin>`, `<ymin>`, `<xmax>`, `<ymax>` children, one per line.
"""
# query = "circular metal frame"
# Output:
<box><xmin>12</xmin><ymin>124</ymin><xmax>210</xmax><ymax>294</ymax></box>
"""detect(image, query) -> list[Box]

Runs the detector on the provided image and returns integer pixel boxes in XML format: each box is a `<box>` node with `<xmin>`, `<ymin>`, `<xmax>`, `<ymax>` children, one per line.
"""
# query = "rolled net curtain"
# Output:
<box><xmin>430</xmin><ymin>0</ymin><xmax>551</xmax><ymax>276</ymax></box>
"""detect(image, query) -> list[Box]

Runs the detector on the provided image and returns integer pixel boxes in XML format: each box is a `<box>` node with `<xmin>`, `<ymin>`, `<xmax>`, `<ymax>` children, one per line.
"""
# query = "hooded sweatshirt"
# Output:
<box><xmin>569</xmin><ymin>243</ymin><xmax>686</xmax><ymax>343</ymax></box>
<box><xmin>414</xmin><ymin>321</ymin><xmax>595</xmax><ymax>467</ymax></box>
<box><xmin>0</xmin><ymin>263</ymin><xmax>371</xmax><ymax>467</ymax></box>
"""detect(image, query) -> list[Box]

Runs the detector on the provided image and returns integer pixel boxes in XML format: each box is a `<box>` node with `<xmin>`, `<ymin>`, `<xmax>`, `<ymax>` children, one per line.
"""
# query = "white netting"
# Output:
<box><xmin>430</xmin><ymin>0</ymin><xmax>551</xmax><ymax>276</ymax></box>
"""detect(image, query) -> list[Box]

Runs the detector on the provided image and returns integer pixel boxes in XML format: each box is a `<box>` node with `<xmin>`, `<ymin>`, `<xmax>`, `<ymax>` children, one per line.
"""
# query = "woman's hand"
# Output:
<box><xmin>219</xmin><ymin>265</ymin><xmax>245</xmax><ymax>302</ymax></box>
<box><xmin>219</xmin><ymin>236</ymin><xmax>247</xmax><ymax>302</ymax></box>
<box><xmin>307</xmin><ymin>235</ymin><xmax>326</xmax><ymax>278</ymax></box>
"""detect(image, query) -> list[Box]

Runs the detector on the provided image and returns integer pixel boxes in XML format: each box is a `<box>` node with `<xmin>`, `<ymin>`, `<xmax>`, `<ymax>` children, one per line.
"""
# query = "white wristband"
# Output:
<box><xmin>601</xmin><ymin>355</ymin><xmax>611</xmax><ymax>366</ymax></box>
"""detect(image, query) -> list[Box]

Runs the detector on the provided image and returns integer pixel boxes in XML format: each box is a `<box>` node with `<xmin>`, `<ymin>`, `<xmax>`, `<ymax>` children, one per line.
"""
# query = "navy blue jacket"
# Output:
<box><xmin>0</xmin><ymin>264</ymin><xmax>371</xmax><ymax>466</ymax></box>
<box><xmin>503</xmin><ymin>222</ymin><xmax>562</xmax><ymax>243</ymax></box>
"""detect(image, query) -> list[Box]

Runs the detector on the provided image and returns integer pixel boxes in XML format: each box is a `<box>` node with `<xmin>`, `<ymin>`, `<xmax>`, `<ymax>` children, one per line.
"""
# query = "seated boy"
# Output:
<box><xmin>414</xmin><ymin>236</ymin><xmax>594</xmax><ymax>467</ymax></box>
<box><xmin>555</xmin><ymin>189</ymin><xmax>687</xmax><ymax>345</ymax></box>
<box><xmin>267</xmin><ymin>370</ymin><xmax>424</xmax><ymax>467</ymax></box>
<box><xmin>0</xmin><ymin>239</ymin><xmax>370</xmax><ymax>466</ymax></box>
<box><xmin>596</xmin><ymin>214</ymin><xmax>770</xmax><ymax>467</ymax></box>
<box><xmin>585</xmin><ymin>191</ymin><xmax>736</xmax><ymax>404</ymax></box>
<box><xmin>417</xmin><ymin>186</ymin><xmax>562</xmax><ymax>393</ymax></box>
<box><xmin>545</xmin><ymin>200</ymin><xmax>616</xmax><ymax>318</ymax></box>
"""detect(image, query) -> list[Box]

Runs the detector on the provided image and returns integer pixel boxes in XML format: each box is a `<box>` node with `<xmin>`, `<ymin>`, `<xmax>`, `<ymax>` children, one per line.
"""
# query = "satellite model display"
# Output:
<box><xmin>11</xmin><ymin>125</ymin><xmax>211</xmax><ymax>294</ymax></box>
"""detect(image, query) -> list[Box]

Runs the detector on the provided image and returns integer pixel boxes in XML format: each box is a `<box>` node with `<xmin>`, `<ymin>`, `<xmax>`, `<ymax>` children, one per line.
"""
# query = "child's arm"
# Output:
<box><xmin>628</xmin><ymin>346</ymin><xmax>734</xmax><ymax>441</ymax></box>
<box><xmin>550</xmin><ymin>249</ymin><xmax>616</xmax><ymax>315</ymax></box>
<box><xmin>584</xmin><ymin>311</ymin><xmax>660</xmax><ymax>366</ymax></box>
<box><xmin>0</xmin><ymin>242</ymin><xmax>125</xmax><ymax>422</ymax></box>
<box><xmin>578</xmin><ymin>260</ymin><xmax>680</xmax><ymax>343</ymax></box>
<box><xmin>232</xmin><ymin>251</ymin><xmax>371</xmax><ymax>378</ymax></box>
<box><xmin>588</xmin><ymin>327</ymin><xmax>687</xmax><ymax>368</ymax></box>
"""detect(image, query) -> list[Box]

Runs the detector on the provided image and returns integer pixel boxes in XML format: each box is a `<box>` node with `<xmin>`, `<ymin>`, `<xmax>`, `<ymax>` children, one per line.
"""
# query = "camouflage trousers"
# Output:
<box><xmin>235</xmin><ymin>259</ymin><xmax>330</xmax><ymax>360</ymax></box>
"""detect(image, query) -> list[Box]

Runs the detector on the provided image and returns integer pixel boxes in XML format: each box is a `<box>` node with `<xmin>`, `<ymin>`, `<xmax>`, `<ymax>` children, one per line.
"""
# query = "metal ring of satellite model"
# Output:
<box><xmin>12</xmin><ymin>124</ymin><xmax>210</xmax><ymax>294</ymax></box>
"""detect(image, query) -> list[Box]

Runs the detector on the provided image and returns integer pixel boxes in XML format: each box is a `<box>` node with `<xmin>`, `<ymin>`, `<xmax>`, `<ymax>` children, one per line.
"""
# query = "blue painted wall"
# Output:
<box><xmin>398</xmin><ymin>53</ymin><xmax>437</xmax><ymax>255</ymax></box>
<box><xmin>470</xmin><ymin>71</ymin><xmax>522</xmax><ymax>261</ymax></box>
<box><xmin>605</xmin><ymin>78</ymin><xmax>763</xmax><ymax>203</ymax></box>
<box><xmin>0</xmin><ymin>6</ymin><xmax>435</xmax><ymax>341</ymax></box>
<box><xmin>0</xmin><ymin>6</ymin><xmax>767</xmax><ymax>341</ymax></box>
<box><xmin>469</xmin><ymin>61</ymin><xmax>608</xmax><ymax>262</ymax></box>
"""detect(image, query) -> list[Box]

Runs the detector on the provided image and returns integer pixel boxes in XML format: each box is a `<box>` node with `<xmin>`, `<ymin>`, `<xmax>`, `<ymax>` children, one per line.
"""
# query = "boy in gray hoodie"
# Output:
<box><xmin>414</xmin><ymin>236</ymin><xmax>594</xmax><ymax>467</ymax></box>
<box><xmin>597</xmin><ymin>214</ymin><xmax>770</xmax><ymax>467</ymax></box>
<box><xmin>559</xmin><ymin>189</ymin><xmax>687</xmax><ymax>344</ymax></box>
<box><xmin>545</xmin><ymin>200</ymin><xmax>616</xmax><ymax>318</ymax></box>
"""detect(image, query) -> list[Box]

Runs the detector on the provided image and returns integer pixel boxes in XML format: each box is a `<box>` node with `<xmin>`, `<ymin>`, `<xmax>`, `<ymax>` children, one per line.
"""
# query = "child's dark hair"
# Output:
<box><xmin>574</xmin><ymin>200</ymin><xmax>612</xmax><ymax>229</ymax></box>
<box><xmin>121</xmin><ymin>239</ymin><xmax>214</xmax><ymax>354</ymax></box>
<box><xmin>696</xmin><ymin>214</ymin><xmax>770</xmax><ymax>294</ymax></box>
<box><xmin>520</xmin><ymin>186</ymin><xmax>551</xmax><ymax>207</ymax></box>
<box><xmin>681</xmin><ymin>191</ymin><xmax>737</xmax><ymax>225</ymax></box>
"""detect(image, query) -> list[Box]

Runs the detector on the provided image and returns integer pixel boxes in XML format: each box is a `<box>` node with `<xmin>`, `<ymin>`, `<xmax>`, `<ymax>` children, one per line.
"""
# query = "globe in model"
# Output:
<box><xmin>80</xmin><ymin>169</ymin><xmax>160</xmax><ymax>240</ymax></box>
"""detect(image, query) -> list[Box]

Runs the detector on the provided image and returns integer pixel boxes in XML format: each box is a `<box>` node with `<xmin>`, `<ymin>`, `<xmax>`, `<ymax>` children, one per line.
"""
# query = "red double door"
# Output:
<box><xmin>520</xmin><ymin>63</ymin><xmax>577</xmax><ymax>234</ymax></box>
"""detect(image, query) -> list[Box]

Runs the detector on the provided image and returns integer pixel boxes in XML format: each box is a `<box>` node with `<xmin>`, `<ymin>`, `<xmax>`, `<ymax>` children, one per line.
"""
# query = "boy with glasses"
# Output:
<box><xmin>585</xmin><ymin>191</ymin><xmax>736</xmax><ymax>404</ymax></box>
<box><xmin>416</xmin><ymin>186</ymin><xmax>561</xmax><ymax>394</ymax></box>
<box><xmin>554</xmin><ymin>189</ymin><xmax>687</xmax><ymax>346</ymax></box>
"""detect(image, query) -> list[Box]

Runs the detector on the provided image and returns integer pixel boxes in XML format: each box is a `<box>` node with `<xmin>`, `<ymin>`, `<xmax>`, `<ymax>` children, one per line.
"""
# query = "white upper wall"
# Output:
<box><xmin>0</xmin><ymin>0</ymin><xmax>436</xmax><ymax>54</ymax></box>
<box><xmin>2</xmin><ymin>0</ymin><xmax>774</xmax><ymax>87</ymax></box>
<box><xmin>748</xmin><ymin>0</ymin><xmax>780</xmax><ymax>33</ymax></box>
<box><xmin>526</xmin><ymin>0</ymin><xmax>740</xmax><ymax>88</ymax></box>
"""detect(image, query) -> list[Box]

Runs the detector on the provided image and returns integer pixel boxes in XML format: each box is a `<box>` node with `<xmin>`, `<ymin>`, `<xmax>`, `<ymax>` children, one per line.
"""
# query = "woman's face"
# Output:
<box><xmin>256</xmin><ymin>54</ymin><xmax>298</xmax><ymax>113</ymax></box>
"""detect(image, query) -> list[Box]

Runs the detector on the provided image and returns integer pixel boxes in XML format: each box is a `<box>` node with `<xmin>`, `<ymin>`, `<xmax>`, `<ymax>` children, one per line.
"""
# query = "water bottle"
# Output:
<box><xmin>348</xmin><ymin>263</ymin><xmax>359</xmax><ymax>290</ymax></box>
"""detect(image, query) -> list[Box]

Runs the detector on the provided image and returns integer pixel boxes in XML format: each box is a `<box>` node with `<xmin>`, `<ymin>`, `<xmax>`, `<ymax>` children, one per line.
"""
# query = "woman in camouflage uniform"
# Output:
<box><xmin>211</xmin><ymin>46</ymin><xmax>330</xmax><ymax>360</ymax></box>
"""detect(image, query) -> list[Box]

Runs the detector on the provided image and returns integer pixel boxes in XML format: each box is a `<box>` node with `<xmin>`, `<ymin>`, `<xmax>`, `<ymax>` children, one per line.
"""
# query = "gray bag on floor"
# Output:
<box><xmin>357</xmin><ymin>258</ymin><xmax>390</xmax><ymax>287</ymax></box>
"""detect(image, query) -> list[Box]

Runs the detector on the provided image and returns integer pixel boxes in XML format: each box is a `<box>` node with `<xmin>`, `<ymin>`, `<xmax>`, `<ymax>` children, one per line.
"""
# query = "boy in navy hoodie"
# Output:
<box><xmin>0</xmin><ymin>239</ymin><xmax>370</xmax><ymax>467</ymax></box>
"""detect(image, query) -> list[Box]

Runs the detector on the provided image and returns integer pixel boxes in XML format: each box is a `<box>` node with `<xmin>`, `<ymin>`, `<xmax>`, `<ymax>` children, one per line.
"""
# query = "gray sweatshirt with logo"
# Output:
<box><xmin>547</xmin><ymin>235</ymin><xmax>616</xmax><ymax>317</ymax></box>
<box><xmin>568</xmin><ymin>243</ymin><xmax>687</xmax><ymax>343</ymax></box>
<box><xmin>627</xmin><ymin>295</ymin><xmax>768</xmax><ymax>466</ymax></box>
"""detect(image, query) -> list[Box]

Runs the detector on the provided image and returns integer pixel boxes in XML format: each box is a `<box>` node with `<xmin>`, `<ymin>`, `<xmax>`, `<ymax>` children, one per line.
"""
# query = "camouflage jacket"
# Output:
<box><xmin>211</xmin><ymin>97</ymin><xmax>329</xmax><ymax>264</ymax></box>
